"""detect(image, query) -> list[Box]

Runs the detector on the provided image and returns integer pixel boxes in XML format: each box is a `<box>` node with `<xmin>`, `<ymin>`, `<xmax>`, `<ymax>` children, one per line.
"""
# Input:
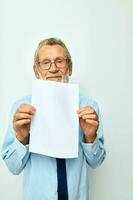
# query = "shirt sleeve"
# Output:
<box><xmin>80</xmin><ymin>100</ymin><xmax>106</xmax><ymax>168</ymax></box>
<box><xmin>1</xmin><ymin>100</ymin><xmax>30</xmax><ymax>175</ymax></box>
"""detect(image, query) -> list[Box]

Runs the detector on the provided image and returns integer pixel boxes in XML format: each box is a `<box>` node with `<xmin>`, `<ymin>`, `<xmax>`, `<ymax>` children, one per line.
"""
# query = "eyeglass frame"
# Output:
<box><xmin>37</xmin><ymin>58</ymin><xmax>69</xmax><ymax>70</ymax></box>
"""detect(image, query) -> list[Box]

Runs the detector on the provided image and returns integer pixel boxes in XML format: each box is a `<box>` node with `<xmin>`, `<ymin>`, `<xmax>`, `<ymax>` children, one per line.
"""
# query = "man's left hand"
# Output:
<box><xmin>77</xmin><ymin>106</ymin><xmax>99</xmax><ymax>143</ymax></box>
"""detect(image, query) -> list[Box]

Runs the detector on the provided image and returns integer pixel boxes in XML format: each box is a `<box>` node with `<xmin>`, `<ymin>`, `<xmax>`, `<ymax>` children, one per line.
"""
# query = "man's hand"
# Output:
<box><xmin>77</xmin><ymin>106</ymin><xmax>99</xmax><ymax>143</ymax></box>
<box><xmin>13</xmin><ymin>104</ymin><xmax>36</xmax><ymax>145</ymax></box>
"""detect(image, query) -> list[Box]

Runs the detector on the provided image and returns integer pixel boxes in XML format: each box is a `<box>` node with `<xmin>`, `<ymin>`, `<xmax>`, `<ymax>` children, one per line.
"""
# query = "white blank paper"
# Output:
<box><xmin>29</xmin><ymin>80</ymin><xmax>79</xmax><ymax>158</ymax></box>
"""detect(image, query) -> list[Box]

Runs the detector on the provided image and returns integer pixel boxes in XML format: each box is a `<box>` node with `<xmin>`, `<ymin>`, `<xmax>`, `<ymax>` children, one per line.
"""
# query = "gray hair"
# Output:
<box><xmin>34</xmin><ymin>37</ymin><xmax>72</xmax><ymax>72</ymax></box>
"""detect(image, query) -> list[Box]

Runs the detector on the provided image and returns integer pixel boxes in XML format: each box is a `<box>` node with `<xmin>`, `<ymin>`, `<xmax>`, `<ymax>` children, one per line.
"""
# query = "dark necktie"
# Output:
<box><xmin>56</xmin><ymin>158</ymin><xmax>68</xmax><ymax>200</ymax></box>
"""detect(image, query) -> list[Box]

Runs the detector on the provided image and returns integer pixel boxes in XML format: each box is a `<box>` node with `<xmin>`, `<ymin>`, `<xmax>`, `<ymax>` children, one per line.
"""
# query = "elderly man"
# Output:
<box><xmin>1</xmin><ymin>38</ymin><xmax>106</xmax><ymax>200</ymax></box>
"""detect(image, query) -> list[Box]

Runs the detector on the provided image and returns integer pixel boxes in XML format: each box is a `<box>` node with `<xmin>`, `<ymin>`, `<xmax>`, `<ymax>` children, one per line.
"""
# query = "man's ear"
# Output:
<box><xmin>33</xmin><ymin>65</ymin><xmax>39</xmax><ymax>79</ymax></box>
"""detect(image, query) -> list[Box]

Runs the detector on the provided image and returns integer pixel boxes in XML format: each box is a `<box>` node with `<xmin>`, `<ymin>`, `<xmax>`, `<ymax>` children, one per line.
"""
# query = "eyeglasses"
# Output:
<box><xmin>37</xmin><ymin>58</ymin><xmax>68</xmax><ymax>70</ymax></box>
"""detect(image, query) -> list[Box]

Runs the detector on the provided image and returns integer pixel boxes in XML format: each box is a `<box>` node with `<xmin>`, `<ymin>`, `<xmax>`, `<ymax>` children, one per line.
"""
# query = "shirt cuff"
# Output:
<box><xmin>3</xmin><ymin>137</ymin><xmax>29</xmax><ymax>160</ymax></box>
<box><xmin>81</xmin><ymin>137</ymin><xmax>102</xmax><ymax>156</ymax></box>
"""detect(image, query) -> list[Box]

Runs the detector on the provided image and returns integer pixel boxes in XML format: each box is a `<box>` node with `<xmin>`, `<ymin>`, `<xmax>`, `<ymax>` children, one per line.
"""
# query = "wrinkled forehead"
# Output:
<box><xmin>38</xmin><ymin>45</ymin><xmax>67</xmax><ymax>60</ymax></box>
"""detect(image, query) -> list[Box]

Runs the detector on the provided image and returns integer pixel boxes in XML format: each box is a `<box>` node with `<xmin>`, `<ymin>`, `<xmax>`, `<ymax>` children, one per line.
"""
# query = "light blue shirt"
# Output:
<box><xmin>1</xmin><ymin>95</ymin><xmax>106</xmax><ymax>200</ymax></box>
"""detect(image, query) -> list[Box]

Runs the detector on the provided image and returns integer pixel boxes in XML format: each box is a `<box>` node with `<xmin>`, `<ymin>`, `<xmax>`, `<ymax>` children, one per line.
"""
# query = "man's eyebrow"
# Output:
<box><xmin>40</xmin><ymin>58</ymin><xmax>51</xmax><ymax>62</ymax></box>
<box><xmin>41</xmin><ymin>57</ymin><xmax>51</xmax><ymax>60</ymax></box>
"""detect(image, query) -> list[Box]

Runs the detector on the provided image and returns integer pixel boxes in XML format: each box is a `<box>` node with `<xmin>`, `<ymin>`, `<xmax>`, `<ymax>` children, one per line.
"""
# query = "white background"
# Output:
<box><xmin>0</xmin><ymin>0</ymin><xmax>133</xmax><ymax>199</ymax></box>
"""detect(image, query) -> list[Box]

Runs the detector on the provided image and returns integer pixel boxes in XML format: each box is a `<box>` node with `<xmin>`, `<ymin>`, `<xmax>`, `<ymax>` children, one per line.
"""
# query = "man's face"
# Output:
<box><xmin>34</xmin><ymin>45</ymin><xmax>72</xmax><ymax>82</ymax></box>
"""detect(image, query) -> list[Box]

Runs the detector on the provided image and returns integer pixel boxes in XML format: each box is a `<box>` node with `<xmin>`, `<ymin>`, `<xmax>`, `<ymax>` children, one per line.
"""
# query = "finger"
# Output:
<box><xmin>81</xmin><ymin>114</ymin><xmax>98</xmax><ymax>121</ymax></box>
<box><xmin>77</xmin><ymin>109</ymin><xmax>96</xmax><ymax>117</ymax></box>
<box><xmin>14</xmin><ymin>119</ymin><xmax>31</xmax><ymax>126</ymax></box>
<box><xmin>77</xmin><ymin>106</ymin><xmax>94</xmax><ymax>114</ymax></box>
<box><xmin>14</xmin><ymin>113</ymin><xmax>33</xmax><ymax>122</ymax></box>
<box><xmin>17</xmin><ymin>104</ymin><xmax>36</xmax><ymax>115</ymax></box>
<box><xmin>85</xmin><ymin>119</ymin><xmax>99</xmax><ymax>126</ymax></box>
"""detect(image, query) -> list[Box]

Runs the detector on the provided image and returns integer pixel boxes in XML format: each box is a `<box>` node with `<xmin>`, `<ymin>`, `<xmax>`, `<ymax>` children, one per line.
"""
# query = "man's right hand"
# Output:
<box><xmin>13</xmin><ymin>104</ymin><xmax>36</xmax><ymax>145</ymax></box>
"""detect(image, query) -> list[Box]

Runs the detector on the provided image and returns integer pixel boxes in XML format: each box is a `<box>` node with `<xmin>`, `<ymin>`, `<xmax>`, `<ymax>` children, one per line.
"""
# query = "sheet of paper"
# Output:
<box><xmin>29</xmin><ymin>79</ymin><xmax>79</xmax><ymax>158</ymax></box>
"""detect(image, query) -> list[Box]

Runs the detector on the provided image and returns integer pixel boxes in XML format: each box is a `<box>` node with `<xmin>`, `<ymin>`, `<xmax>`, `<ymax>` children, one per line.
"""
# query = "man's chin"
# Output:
<box><xmin>46</xmin><ymin>76</ymin><xmax>62</xmax><ymax>82</ymax></box>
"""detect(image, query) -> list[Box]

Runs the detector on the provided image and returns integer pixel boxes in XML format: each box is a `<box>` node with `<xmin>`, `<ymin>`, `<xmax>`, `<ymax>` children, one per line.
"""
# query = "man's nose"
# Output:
<box><xmin>49</xmin><ymin>62</ymin><xmax>59</xmax><ymax>72</ymax></box>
